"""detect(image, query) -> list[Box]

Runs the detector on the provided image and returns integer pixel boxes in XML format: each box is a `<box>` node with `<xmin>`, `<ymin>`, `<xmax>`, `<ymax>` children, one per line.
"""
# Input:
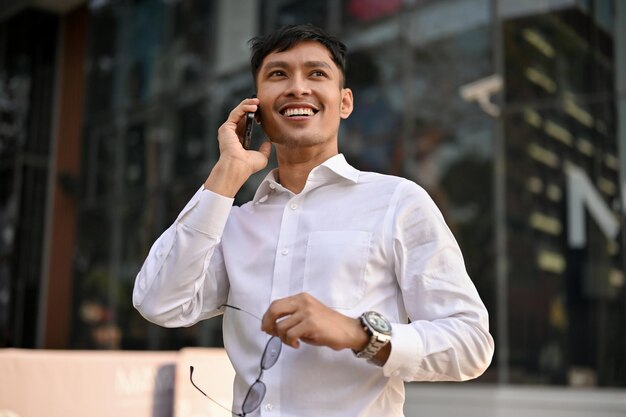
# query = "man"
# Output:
<box><xmin>133</xmin><ymin>24</ymin><xmax>494</xmax><ymax>417</ymax></box>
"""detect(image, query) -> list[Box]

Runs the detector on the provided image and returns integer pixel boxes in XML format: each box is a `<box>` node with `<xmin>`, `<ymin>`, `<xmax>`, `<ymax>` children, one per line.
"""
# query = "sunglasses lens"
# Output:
<box><xmin>261</xmin><ymin>336</ymin><xmax>282</xmax><ymax>369</ymax></box>
<box><xmin>242</xmin><ymin>381</ymin><xmax>266</xmax><ymax>413</ymax></box>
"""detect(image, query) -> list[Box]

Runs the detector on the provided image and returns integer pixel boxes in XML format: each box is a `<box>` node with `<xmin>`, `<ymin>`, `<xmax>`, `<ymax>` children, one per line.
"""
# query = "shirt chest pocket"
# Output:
<box><xmin>303</xmin><ymin>231</ymin><xmax>372</xmax><ymax>310</ymax></box>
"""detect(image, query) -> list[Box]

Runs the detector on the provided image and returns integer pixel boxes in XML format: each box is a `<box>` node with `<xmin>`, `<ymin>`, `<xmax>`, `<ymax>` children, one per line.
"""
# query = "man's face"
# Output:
<box><xmin>255</xmin><ymin>41</ymin><xmax>353</xmax><ymax>149</ymax></box>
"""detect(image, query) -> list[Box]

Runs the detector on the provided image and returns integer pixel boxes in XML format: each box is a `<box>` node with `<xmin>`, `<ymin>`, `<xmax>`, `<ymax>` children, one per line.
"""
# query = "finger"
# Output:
<box><xmin>262</xmin><ymin>310</ymin><xmax>293</xmax><ymax>335</ymax></box>
<box><xmin>247</xmin><ymin>141</ymin><xmax>272</xmax><ymax>172</ymax></box>
<box><xmin>282</xmin><ymin>321</ymin><xmax>316</xmax><ymax>349</ymax></box>
<box><xmin>274</xmin><ymin>313</ymin><xmax>303</xmax><ymax>345</ymax></box>
<box><xmin>274</xmin><ymin>315</ymin><xmax>304</xmax><ymax>349</ymax></box>
<box><xmin>257</xmin><ymin>140</ymin><xmax>273</xmax><ymax>160</ymax></box>
<box><xmin>226</xmin><ymin>98</ymin><xmax>259</xmax><ymax>127</ymax></box>
<box><xmin>261</xmin><ymin>298</ymin><xmax>297</xmax><ymax>334</ymax></box>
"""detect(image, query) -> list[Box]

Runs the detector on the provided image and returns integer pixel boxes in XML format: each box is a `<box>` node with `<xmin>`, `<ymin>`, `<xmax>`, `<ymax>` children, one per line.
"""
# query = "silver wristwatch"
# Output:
<box><xmin>353</xmin><ymin>311</ymin><xmax>392</xmax><ymax>360</ymax></box>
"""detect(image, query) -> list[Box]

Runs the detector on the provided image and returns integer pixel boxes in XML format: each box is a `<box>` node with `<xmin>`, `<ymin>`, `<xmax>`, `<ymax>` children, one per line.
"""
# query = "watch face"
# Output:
<box><xmin>365</xmin><ymin>311</ymin><xmax>392</xmax><ymax>333</ymax></box>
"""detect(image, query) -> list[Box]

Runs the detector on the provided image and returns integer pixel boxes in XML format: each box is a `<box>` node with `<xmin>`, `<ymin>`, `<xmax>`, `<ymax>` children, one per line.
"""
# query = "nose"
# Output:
<box><xmin>284</xmin><ymin>73</ymin><xmax>311</xmax><ymax>96</ymax></box>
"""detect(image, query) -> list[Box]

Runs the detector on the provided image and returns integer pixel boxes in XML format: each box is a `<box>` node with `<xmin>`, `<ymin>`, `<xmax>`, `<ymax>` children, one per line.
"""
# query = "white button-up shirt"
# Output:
<box><xmin>133</xmin><ymin>154</ymin><xmax>494</xmax><ymax>417</ymax></box>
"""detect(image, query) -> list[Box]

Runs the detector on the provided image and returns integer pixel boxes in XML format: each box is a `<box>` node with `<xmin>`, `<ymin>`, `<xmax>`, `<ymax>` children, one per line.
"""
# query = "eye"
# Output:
<box><xmin>269</xmin><ymin>70</ymin><xmax>286</xmax><ymax>77</ymax></box>
<box><xmin>311</xmin><ymin>70</ymin><xmax>327</xmax><ymax>77</ymax></box>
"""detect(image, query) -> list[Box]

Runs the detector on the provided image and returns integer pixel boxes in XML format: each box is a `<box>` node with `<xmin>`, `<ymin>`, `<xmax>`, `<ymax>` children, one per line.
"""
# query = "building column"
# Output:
<box><xmin>39</xmin><ymin>5</ymin><xmax>87</xmax><ymax>349</ymax></box>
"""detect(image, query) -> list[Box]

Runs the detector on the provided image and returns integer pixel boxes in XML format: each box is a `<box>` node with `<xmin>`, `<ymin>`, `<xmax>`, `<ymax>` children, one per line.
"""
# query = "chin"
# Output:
<box><xmin>272</xmin><ymin>135</ymin><xmax>328</xmax><ymax>149</ymax></box>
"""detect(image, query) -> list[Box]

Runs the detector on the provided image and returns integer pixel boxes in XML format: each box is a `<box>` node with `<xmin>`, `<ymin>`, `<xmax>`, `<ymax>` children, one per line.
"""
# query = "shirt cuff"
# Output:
<box><xmin>180</xmin><ymin>188</ymin><xmax>234</xmax><ymax>237</ymax></box>
<box><xmin>382</xmin><ymin>323</ymin><xmax>422</xmax><ymax>380</ymax></box>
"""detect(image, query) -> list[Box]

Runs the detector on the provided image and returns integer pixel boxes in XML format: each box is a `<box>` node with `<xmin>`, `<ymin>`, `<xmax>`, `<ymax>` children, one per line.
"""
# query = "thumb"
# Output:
<box><xmin>248</xmin><ymin>140</ymin><xmax>272</xmax><ymax>173</ymax></box>
<box><xmin>257</xmin><ymin>139</ymin><xmax>273</xmax><ymax>161</ymax></box>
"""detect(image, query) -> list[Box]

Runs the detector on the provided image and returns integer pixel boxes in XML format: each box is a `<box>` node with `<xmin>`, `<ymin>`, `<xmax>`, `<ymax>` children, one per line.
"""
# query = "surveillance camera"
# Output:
<box><xmin>459</xmin><ymin>74</ymin><xmax>503</xmax><ymax>117</ymax></box>
<box><xmin>460</xmin><ymin>74</ymin><xmax>503</xmax><ymax>102</ymax></box>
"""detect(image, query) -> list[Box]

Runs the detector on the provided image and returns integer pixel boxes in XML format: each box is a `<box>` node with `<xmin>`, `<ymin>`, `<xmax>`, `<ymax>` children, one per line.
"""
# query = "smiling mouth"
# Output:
<box><xmin>280</xmin><ymin>107</ymin><xmax>318</xmax><ymax>117</ymax></box>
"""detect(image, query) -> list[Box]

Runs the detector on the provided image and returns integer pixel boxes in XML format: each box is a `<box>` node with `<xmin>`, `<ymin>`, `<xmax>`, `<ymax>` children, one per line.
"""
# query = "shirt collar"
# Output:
<box><xmin>252</xmin><ymin>154</ymin><xmax>360</xmax><ymax>203</ymax></box>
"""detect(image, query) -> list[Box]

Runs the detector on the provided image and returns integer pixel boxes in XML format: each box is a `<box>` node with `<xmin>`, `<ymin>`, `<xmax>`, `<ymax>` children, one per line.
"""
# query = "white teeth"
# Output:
<box><xmin>283</xmin><ymin>108</ymin><xmax>314</xmax><ymax>117</ymax></box>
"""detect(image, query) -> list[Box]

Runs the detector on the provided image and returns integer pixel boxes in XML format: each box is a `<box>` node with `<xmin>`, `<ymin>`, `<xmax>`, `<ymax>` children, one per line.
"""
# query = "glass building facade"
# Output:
<box><xmin>1</xmin><ymin>0</ymin><xmax>625</xmax><ymax>390</ymax></box>
<box><xmin>502</xmin><ymin>3</ymin><xmax>624</xmax><ymax>386</ymax></box>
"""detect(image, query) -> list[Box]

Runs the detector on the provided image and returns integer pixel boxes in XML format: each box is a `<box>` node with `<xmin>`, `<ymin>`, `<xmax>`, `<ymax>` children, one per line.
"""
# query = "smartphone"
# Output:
<box><xmin>242</xmin><ymin>111</ymin><xmax>254</xmax><ymax>150</ymax></box>
<box><xmin>241</xmin><ymin>94</ymin><xmax>257</xmax><ymax>150</ymax></box>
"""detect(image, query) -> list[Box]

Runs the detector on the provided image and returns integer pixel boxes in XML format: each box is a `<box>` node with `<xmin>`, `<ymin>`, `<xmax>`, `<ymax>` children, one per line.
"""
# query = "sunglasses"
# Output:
<box><xmin>189</xmin><ymin>304</ymin><xmax>282</xmax><ymax>416</ymax></box>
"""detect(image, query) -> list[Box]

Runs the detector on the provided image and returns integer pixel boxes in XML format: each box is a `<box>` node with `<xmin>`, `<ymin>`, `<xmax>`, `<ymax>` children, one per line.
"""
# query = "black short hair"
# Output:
<box><xmin>248</xmin><ymin>23</ymin><xmax>347</xmax><ymax>87</ymax></box>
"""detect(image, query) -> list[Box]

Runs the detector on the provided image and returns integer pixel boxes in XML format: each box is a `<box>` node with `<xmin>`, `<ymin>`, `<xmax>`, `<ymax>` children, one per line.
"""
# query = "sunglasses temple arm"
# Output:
<box><xmin>219</xmin><ymin>304</ymin><xmax>263</xmax><ymax>322</ymax></box>
<box><xmin>189</xmin><ymin>366</ymin><xmax>242</xmax><ymax>416</ymax></box>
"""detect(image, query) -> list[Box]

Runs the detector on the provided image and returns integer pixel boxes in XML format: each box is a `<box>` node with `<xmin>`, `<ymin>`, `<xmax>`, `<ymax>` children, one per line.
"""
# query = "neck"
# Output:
<box><xmin>275</xmin><ymin>146</ymin><xmax>338</xmax><ymax>194</ymax></box>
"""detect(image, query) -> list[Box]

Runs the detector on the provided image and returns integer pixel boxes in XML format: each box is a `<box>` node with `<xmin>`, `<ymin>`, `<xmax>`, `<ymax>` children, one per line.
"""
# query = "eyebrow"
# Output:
<box><xmin>262</xmin><ymin>60</ymin><xmax>333</xmax><ymax>72</ymax></box>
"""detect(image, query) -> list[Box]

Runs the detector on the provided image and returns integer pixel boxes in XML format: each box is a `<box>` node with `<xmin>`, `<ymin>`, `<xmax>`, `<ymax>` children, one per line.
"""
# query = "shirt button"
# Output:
<box><xmin>281</xmin><ymin>248</ymin><xmax>289</xmax><ymax>255</ymax></box>
<box><xmin>265</xmin><ymin>403</ymin><xmax>274</xmax><ymax>411</ymax></box>
<box><xmin>269</xmin><ymin>183</ymin><xmax>276</xmax><ymax>190</ymax></box>
<box><xmin>290</xmin><ymin>203</ymin><xmax>298</xmax><ymax>210</ymax></box>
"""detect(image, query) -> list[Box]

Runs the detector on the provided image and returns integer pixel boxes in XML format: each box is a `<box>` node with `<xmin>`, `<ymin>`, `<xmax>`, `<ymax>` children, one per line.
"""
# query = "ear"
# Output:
<box><xmin>340</xmin><ymin>88</ymin><xmax>354</xmax><ymax>119</ymax></box>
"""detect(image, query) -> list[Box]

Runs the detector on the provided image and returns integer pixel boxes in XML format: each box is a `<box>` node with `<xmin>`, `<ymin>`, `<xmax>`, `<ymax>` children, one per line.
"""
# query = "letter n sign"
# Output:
<box><xmin>566</xmin><ymin>165</ymin><xmax>620</xmax><ymax>248</ymax></box>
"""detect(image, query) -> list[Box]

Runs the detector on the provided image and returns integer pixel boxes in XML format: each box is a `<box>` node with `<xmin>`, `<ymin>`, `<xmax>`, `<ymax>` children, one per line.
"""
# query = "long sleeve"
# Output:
<box><xmin>382</xmin><ymin>180</ymin><xmax>495</xmax><ymax>381</ymax></box>
<box><xmin>132</xmin><ymin>187</ymin><xmax>234</xmax><ymax>327</ymax></box>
